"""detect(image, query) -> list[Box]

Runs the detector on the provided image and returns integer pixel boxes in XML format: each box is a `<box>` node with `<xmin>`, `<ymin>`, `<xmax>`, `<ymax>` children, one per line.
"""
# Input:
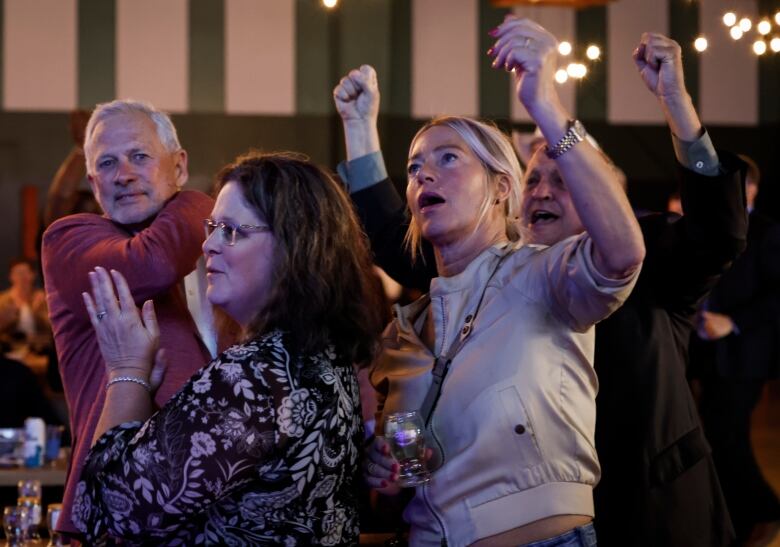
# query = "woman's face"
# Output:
<box><xmin>406</xmin><ymin>125</ymin><xmax>504</xmax><ymax>248</ymax></box>
<box><xmin>202</xmin><ymin>181</ymin><xmax>276</xmax><ymax>327</ymax></box>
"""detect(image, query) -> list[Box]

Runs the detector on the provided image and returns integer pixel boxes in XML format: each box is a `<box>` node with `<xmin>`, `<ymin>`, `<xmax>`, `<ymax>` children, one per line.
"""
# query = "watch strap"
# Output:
<box><xmin>545</xmin><ymin>120</ymin><xmax>585</xmax><ymax>160</ymax></box>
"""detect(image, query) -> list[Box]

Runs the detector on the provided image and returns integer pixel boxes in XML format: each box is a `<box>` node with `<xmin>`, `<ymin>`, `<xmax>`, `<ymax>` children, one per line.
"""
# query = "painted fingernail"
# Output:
<box><xmin>489</xmin><ymin>27</ymin><xmax>499</xmax><ymax>37</ymax></box>
<box><xmin>487</xmin><ymin>47</ymin><xmax>495</xmax><ymax>56</ymax></box>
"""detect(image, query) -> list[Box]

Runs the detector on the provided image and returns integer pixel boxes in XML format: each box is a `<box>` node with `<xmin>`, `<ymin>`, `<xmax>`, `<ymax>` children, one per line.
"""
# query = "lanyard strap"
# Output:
<box><xmin>419</xmin><ymin>251</ymin><xmax>509</xmax><ymax>427</ymax></box>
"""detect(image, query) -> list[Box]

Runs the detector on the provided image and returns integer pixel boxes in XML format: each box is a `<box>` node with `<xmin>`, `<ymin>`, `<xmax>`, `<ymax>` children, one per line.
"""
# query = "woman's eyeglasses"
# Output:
<box><xmin>203</xmin><ymin>219</ymin><xmax>271</xmax><ymax>246</ymax></box>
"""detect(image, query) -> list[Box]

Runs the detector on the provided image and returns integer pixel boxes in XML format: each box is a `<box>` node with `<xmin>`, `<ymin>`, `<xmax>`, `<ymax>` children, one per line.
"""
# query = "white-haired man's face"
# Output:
<box><xmin>86</xmin><ymin>111</ymin><xmax>187</xmax><ymax>225</ymax></box>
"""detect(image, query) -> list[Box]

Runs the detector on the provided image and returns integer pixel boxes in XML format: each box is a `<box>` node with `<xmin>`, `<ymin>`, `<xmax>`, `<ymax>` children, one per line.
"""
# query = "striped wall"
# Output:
<box><xmin>509</xmin><ymin>5</ymin><xmax>577</xmax><ymax>122</ymax></box>
<box><xmin>0</xmin><ymin>0</ymin><xmax>778</xmax><ymax>124</ymax></box>
<box><xmin>225</xmin><ymin>0</ymin><xmax>295</xmax><ymax>115</ymax></box>
<box><xmin>4</xmin><ymin>0</ymin><xmax>77</xmax><ymax>110</ymax></box>
<box><xmin>700</xmin><ymin>0</ymin><xmax>758</xmax><ymax>124</ymax></box>
<box><xmin>411</xmin><ymin>0</ymin><xmax>479</xmax><ymax>118</ymax></box>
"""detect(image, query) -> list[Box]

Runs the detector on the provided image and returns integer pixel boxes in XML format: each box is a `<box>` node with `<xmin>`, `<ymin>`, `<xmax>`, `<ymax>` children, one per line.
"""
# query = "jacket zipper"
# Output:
<box><xmin>436</xmin><ymin>298</ymin><xmax>447</xmax><ymax>358</ymax></box>
<box><xmin>424</xmin><ymin>398</ymin><xmax>448</xmax><ymax>545</ymax></box>
<box><xmin>422</xmin><ymin>296</ymin><xmax>449</xmax><ymax>545</ymax></box>
<box><xmin>422</xmin><ymin>460</ymin><xmax>448</xmax><ymax>546</ymax></box>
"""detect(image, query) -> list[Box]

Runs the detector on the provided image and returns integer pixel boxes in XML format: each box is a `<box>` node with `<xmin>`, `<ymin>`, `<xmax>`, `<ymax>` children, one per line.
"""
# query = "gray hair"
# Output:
<box><xmin>83</xmin><ymin>99</ymin><xmax>181</xmax><ymax>169</ymax></box>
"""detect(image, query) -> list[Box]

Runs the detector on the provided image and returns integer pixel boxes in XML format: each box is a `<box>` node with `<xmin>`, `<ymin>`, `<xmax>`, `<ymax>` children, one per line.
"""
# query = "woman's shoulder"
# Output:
<box><xmin>217</xmin><ymin>331</ymin><xmax>349</xmax><ymax>374</ymax></box>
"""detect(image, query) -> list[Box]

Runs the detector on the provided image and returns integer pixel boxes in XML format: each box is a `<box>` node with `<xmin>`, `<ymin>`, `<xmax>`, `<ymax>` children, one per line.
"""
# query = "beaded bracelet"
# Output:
<box><xmin>106</xmin><ymin>376</ymin><xmax>152</xmax><ymax>393</ymax></box>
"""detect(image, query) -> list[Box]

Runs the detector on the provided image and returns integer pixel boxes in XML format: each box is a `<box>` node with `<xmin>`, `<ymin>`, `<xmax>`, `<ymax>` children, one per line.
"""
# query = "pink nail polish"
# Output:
<box><xmin>489</xmin><ymin>27</ymin><xmax>499</xmax><ymax>37</ymax></box>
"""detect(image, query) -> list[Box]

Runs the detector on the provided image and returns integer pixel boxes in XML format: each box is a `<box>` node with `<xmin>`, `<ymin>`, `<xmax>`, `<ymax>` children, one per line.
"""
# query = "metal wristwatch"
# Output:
<box><xmin>545</xmin><ymin>119</ymin><xmax>586</xmax><ymax>159</ymax></box>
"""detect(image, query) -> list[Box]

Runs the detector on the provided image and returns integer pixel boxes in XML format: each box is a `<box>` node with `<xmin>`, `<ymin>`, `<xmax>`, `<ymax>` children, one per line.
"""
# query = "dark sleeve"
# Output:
<box><xmin>730</xmin><ymin>223</ymin><xmax>780</xmax><ymax>334</ymax></box>
<box><xmin>644</xmin><ymin>150</ymin><xmax>748</xmax><ymax>311</ymax></box>
<box><xmin>351</xmin><ymin>179</ymin><xmax>436</xmax><ymax>291</ymax></box>
<box><xmin>74</xmin><ymin>338</ymin><xmax>289</xmax><ymax>542</ymax></box>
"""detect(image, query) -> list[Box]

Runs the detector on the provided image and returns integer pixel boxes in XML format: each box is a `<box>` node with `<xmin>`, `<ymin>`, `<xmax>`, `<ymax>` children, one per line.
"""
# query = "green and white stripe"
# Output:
<box><xmin>1</xmin><ymin>0</ymin><xmax>776</xmax><ymax>125</ymax></box>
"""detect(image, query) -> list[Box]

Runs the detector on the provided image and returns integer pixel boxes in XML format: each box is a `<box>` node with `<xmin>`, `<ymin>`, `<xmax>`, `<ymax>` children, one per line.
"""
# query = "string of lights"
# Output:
<box><xmin>695</xmin><ymin>9</ymin><xmax>780</xmax><ymax>55</ymax></box>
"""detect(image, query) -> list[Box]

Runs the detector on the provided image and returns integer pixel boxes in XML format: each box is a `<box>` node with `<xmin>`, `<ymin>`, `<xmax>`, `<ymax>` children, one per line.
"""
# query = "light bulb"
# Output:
<box><xmin>730</xmin><ymin>26</ymin><xmax>744</xmax><ymax>40</ymax></box>
<box><xmin>775</xmin><ymin>12</ymin><xmax>780</xmax><ymax>26</ymax></box>
<box><xmin>566</xmin><ymin>63</ymin><xmax>587</xmax><ymax>79</ymax></box>
<box><xmin>555</xmin><ymin>69</ymin><xmax>569</xmax><ymax>84</ymax></box>
<box><xmin>586</xmin><ymin>45</ymin><xmax>601</xmax><ymax>60</ymax></box>
<box><xmin>558</xmin><ymin>41</ymin><xmax>572</xmax><ymax>56</ymax></box>
<box><xmin>758</xmin><ymin>20</ymin><xmax>772</xmax><ymax>35</ymax></box>
<box><xmin>694</xmin><ymin>37</ymin><xmax>708</xmax><ymax>52</ymax></box>
<box><xmin>753</xmin><ymin>40</ymin><xmax>767</xmax><ymax>55</ymax></box>
<box><xmin>323</xmin><ymin>0</ymin><xmax>337</xmax><ymax>8</ymax></box>
<box><xmin>770</xmin><ymin>37</ymin><xmax>780</xmax><ymax>52</ymax></box>
<box><xmin>723</xmin><ymin>12</ymin><xmax>737</xmax><ymax>27</ymax></box>
<box><xmin>739</xmin><ymin>17</ymin><xmax>752</xmax><ymax>32</ymax></box>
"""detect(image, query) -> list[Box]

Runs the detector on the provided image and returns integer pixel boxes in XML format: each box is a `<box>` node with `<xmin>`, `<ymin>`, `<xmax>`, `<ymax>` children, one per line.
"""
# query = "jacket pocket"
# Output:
<box><xmin>498</xmin><ymin>385</ymin><xmax>544</xmax><ymax>469</ymax></box>
<box><xmin>649</xmin><ymin>426</ymin><xmax>710</xmax><ymax>487</ymax></box>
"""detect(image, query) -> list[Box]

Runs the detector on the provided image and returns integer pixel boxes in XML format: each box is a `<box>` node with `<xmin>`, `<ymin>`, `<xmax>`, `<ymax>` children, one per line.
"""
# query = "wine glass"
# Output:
<box><xmin>17</xmin><ymin>479</ymin><xmax>41</xmax><ymax>540</ymax></box>
<box><xmin>383</xmin><ymin>410</ymin><xmax>431</xmax><ymax>487</ymax></box>
<box><xmin>3</xmin><ymin>505</ymin><xmax>29</xmax><ymax>547</ymax></box>
<box><xmin>46</xmin><ymin>504</ymin><xmax>65</xmax><ymax>547</ymax></box>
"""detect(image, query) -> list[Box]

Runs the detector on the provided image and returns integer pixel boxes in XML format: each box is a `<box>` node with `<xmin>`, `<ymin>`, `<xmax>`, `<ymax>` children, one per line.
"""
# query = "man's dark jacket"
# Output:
<box><xmin>350</xmin><ymin>151</ymin><xmax>747</xmax><ymax>547</ymax></box>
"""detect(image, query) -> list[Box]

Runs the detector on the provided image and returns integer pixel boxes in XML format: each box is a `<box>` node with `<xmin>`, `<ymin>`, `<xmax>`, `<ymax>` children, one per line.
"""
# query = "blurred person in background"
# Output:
<box><xmin>691</xmin><ymin>154</ymin><xmax>780</xmax><ymax>547</ymax></box>
<box><xmin>44</xmin><ymin>109</ymin><xmax>99</xmax><ymax>228</ymax></box>
<box><xmin>0</xmin><ymin>258</ymin><xmax>51</xmax><ymax>352</ymax></box>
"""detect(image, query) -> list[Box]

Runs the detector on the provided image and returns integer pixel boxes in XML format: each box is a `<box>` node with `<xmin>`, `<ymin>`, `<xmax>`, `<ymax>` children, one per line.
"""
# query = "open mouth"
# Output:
<box><xmin>418</xmin><ymin>192</ymin><xmax>446</xmax><ymax>211</ymax></box>
<box><xmin>530</xmin><ymin>209</ymin><xmax>559</xmax><ymax>225</ymax></box>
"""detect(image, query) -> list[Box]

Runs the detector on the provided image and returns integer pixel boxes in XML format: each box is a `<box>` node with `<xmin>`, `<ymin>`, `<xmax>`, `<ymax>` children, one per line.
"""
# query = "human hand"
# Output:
<box><xmin>364</xmin><ymin>436</ymin><xmax>402</xmax><ymax>495</ymax></box>
<box><xmin>697</xmin><ymin>310</ymin><xmax>735</xmax><ymax>340</ymax></box>
<box><xmin>633</xmin><ymin>33</ymin><xmax>688</xmax><ymax>102</ymax></box>
<box><xmin>488</xmin><ymin>17</ymin><xmax>561</xmax><ymax>116</ymax></box>
<box><xmin>333</xmin><ymin>65</ymin><xmax>380</xmax><ymax>124</ymax></box>
<box><xmin>82</xmin><ymin>267</ymin><xmax>160</xmax><ymax>382</ymax></box>
<box><xmin>633</xmin><ymin>33</ymin><xmax>701</xmax><ymax>141</ymax></box>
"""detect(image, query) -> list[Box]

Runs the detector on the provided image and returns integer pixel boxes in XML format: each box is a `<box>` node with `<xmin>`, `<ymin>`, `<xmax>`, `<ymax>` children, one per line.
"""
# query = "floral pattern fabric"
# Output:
<box><xmin>73</xmin><ymin>330</ymin><xmax>363</xmax><ymax>546</ymax></box>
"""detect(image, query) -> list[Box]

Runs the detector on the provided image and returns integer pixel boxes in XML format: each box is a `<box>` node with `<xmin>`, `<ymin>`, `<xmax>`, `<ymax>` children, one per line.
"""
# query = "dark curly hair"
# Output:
<box><xmin>216</xmin><ymin>151</ymin><xmax>384</xmax><ymax>366</ymax></box>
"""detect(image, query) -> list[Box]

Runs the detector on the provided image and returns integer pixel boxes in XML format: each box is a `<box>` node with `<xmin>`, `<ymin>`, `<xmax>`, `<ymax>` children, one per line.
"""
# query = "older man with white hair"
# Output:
<box><xmin>42</xmin><ymin>100</ymin><xmax>219</xmax><ymax>540</ymax></box>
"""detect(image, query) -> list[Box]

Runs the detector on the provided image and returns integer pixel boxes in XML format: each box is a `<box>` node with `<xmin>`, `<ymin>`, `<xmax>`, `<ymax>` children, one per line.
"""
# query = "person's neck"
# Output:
<box><xmin>433</xmin><ymin>229</ymin><xmax>508</xmax><ymax>278</ymax></box>
<box><xmin>10</xmin><ymin>286</ymin><xmax>32</xmax><ymax>303</ymax></box>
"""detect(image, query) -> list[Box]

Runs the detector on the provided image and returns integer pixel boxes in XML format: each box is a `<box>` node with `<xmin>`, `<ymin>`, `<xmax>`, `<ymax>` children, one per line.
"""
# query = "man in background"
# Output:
<box><xmin>42</xmin><ymin>100</ymin><xmax>218</xmax><ymax>539</ymax></box>
<box><xmin>692</xmin><ymin>155</ymin><xmax>780</xmax><ymax>547</ymax></box>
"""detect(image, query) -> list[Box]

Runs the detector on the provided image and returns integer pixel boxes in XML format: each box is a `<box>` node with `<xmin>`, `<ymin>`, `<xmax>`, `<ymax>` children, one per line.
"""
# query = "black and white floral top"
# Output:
<box><xmin>73</xmin><ymin>330</ymin><xmax>363</xmax><ymax>546</ymax></box>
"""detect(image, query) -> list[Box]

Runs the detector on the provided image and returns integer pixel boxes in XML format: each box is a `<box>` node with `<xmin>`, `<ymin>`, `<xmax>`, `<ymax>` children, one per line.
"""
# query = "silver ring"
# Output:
<box><xmin>96</xmin><ymin>310</ymin><xmax>108</xmax><ymax>321</ymax></box>
<box><xmin>367</xmin><ymin>461</ymin><xmax>376</xmax><ymax>475</ymax></box>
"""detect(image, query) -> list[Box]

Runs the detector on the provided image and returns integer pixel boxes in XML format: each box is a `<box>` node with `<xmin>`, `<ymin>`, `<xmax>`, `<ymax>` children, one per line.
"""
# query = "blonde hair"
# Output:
<box><xmin>405</xmin><ymin>116</ymin><xmax>523</xmax><ymax>259</ymax></box>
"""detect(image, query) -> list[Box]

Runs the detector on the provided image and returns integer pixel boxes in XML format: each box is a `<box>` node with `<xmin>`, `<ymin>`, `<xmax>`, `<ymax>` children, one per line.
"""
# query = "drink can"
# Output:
<box><xmin>23</xmin><ymin>418</ymin><xmax>45</xmax><ymax>468</ymax></box>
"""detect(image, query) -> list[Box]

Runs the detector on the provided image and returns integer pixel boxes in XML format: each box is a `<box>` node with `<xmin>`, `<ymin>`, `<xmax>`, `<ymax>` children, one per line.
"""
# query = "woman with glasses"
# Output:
<box><xmin>71</xmin><ymin>152</ymin><xmax>385</xmax><ymax>545</ymax></box>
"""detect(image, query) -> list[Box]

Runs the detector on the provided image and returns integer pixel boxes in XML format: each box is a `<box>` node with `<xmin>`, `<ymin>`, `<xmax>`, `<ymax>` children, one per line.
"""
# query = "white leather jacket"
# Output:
<box><xmin>372</xmin><ymin>234</ymin><xmax>639</xmax><ymax>547</ymax></box>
